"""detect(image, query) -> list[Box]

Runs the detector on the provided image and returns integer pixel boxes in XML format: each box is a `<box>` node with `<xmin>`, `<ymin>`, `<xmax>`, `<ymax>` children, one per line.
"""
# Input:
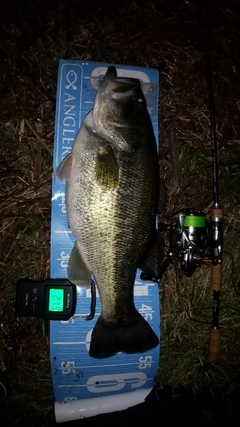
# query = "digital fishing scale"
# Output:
<box><xmin>16</xmin><ymin>278</ymin><xmax>77</xmax><ymax>321</ymax></box>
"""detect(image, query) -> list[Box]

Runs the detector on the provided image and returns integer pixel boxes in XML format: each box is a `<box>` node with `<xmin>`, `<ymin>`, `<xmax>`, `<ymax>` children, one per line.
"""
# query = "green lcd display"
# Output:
<box><xmin>48</xmin><ymin>288</ymin><xmax>64</xmax><ymax>312</ymax></box>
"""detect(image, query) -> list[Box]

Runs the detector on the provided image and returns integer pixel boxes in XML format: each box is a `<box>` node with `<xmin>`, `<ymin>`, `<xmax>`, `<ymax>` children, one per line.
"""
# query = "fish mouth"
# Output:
<box><xmin>100</xmin><ymin>66</ymin><xmax>141</xmax><ymax>102</ymax></box>
<box><xmin>97</xmin><ymin>66</ymin><xmax>117</xmax><ymax>94</ymax></box>
<box><xmin>92</xmin><ymin>66</ymin><xmax>144</xmax><ymax>151</ymax></box>
<box><xmin>93</xmin><ymin>66</ymin><xmax>142</xmax><ymax>122</ymax></box>
<box><xmin>103</xmin><ymin>65</ymin><xmax>117</xmax><ymax>81</ymax></box>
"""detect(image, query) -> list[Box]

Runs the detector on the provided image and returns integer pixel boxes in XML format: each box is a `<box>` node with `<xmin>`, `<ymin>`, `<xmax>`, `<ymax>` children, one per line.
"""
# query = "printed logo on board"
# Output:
<box><xmin>57</xmin><ymin>64</ymin><xmax>83</xmax><ymax>164</ymax></box>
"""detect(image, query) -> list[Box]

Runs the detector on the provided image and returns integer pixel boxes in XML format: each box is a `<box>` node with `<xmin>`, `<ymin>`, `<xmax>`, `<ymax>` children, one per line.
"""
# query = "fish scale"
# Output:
<box><xmin>70</xmin><ymin>147</ymin><xmax>157</xmax><ymax>314</ymax></box>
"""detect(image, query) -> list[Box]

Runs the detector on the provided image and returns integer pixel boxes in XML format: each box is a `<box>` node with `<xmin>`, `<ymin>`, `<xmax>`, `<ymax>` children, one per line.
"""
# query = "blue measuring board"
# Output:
<box><xmin>50</xmin><ymin>60</ymin><xmax>160</xmax><ymax>422</ymax></box>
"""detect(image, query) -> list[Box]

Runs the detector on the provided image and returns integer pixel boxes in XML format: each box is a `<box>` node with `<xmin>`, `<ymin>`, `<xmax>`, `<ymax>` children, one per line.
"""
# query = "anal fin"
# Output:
<box><xmin>67</xmin><ymin>241</ymin><xmax>92</xmax><ymax>288</ymax></box>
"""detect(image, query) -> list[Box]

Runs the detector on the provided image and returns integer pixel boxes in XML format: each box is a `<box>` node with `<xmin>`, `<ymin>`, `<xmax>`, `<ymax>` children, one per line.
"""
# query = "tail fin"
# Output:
<box><xmin>89</xmin><ymin>309</ymin><xmax>159</xmax><ymax>359</ymax></box>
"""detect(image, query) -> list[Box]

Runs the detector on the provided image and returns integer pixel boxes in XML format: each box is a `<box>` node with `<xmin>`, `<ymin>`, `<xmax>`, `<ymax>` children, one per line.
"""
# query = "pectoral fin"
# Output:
<box><xmin>68</xmin><ymin>242</ymin><xmax>92</xmax><ymax>288</ymax></box>
<box><xmin>55</xmin><ymin>153</ymin><xmax>73</xmax><ymax>182</ymax></box>
<box><xmin>95</xmin><ymin>145</ymin><xmax>119</xmax><ymax>188</ymax></box>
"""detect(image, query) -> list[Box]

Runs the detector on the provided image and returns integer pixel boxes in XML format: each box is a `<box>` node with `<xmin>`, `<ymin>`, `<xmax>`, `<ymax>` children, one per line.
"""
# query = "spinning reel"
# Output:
<box><xmin>157</xmin><ymin>207</ymin><xmax>223</xmax><ymax>279</ymax></box>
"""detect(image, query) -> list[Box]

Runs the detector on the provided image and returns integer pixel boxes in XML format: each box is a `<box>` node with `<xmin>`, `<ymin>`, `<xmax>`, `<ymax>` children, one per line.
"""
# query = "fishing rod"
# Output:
<box><xmin>142</xmin><ymin>0</ymin><xmax>223</xmax><ymax>364</ymax></box>
<box><xmin>197</xmin><ymin>0</ymin><xmax>223</xmax><ymax>363</ymax></box>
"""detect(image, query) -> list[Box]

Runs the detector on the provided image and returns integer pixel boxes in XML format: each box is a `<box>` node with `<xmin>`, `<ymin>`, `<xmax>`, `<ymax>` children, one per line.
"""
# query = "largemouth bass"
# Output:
<box><xmin>56</xmin><ymin>66</ymin><xmax>160</xmax><ymax>358</ymax></box>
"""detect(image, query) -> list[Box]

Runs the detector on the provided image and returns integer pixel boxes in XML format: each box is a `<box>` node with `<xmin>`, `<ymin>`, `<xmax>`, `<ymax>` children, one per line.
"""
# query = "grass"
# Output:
<box><xmin>159</xmin><ymin>254</ymin><xmax>240</xmax><ymax>389</ymax></box>
<box><xmin>0</xmin><ymin>0</ymin><xmax>240</xmax><ymax>425</ymax></box>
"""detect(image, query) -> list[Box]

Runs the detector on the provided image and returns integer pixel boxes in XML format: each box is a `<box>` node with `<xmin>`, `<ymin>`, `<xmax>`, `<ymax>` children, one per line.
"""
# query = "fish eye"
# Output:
<box><xmin>132</xmin><ymin>97</ymin><xmax>144</xmax><ymax>103</ymax></box>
